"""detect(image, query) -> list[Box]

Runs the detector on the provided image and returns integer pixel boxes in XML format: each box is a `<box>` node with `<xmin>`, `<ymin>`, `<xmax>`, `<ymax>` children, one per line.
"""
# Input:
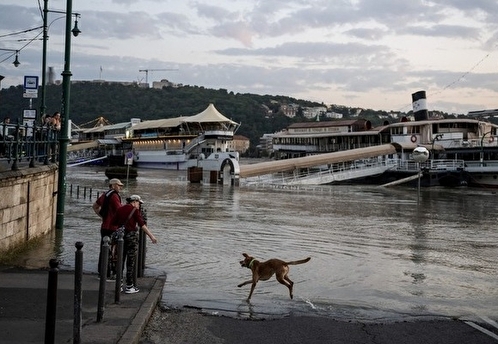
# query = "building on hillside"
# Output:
<box><xmin>302</xmin><ymin>106</ymin><xmax>327</xmax><ymax>119</ymax></box>
<box><xmin>230</xmin><ymin>135</ymin><xmax>250</xmax><ymax>154</ymax></box>
<box><xmin>324</xmin><ymin>111</ymin><xmax>343</xmax><ymax>119</ymax></box>
<box><xmin>280</xmin><ymin>104</ymin><xmax>298</xmax><ymax>118</ymax></box>
<box><xmin>152</xmin><ymin>79</ymin><xmax>181</xmax><ymax>89</ymax></box>
<box><xmin>258</xmin><ymin>133</ymin><xmax>275</xmax><ymax>154</ymax></box>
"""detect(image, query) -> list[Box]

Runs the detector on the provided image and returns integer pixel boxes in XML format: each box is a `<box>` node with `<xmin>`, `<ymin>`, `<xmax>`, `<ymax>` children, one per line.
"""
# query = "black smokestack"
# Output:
<box><xmin>412</xmin><ymin>90</ymin><xmax>428</xmax><ymax>121</ymax></box>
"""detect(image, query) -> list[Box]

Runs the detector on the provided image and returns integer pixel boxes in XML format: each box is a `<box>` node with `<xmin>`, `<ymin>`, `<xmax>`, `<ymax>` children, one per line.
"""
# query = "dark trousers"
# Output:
<box><xmin>98</xmin><ymin>229</ymin><xmax>115</xmax><ymax>277</ymax></box>
<box><xmin>123</xmin><ymin>231</ymin><xmax>139</xmax><ymax>286</ymax></box>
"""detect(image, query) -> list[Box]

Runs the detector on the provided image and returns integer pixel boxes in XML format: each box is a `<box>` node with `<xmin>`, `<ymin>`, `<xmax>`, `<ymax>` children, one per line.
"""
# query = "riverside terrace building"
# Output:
<box><xmin>271</xmin><ymin>119</ymin><xmax>391</xmax><ymax>159</ymax></box>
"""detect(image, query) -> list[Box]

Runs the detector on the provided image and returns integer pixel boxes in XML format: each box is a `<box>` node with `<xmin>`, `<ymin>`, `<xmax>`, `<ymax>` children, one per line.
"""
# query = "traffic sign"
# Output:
<box><xmin>24</xmin><ymin>76</ymin><xmax>38</xmax><ymax>90</ymax></box>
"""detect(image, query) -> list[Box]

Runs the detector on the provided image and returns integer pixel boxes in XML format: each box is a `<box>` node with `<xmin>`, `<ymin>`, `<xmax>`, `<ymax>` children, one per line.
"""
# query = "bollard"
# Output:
<box><xmin>76</xmin><ymin>185</ymin><xmax>80</xmax><ymax>199</ymax></box>
<box><xmin>83</xmin><ymin>187</ymin><xmax>87</xmax><ymax>199</ymax></box>
<box><xmin>115</xmin><ymin>232</ymin><xmax>124</xmax><ymax>303</ymax></box>
<box><xmin>44</xmin><ymin>259</ymin><xmax>59</xmax><ymax>344</ymax></box>
<box><xmin>89</xmin><ymin>188</ymin><xmax>92</xmax><ymax>199</ymax></box>
<box><xmin>73</xmin><ymin>242</ymin><xmax>84</xmax><ymax>344</ymax></box>
<box><xmin>29</xmin><ymin>127</ymin><xmax>36</xmax><ymax>168</ymax></box>
<box><xmin>97</xmin><ymin>236</ymin><xmax>110</xmax><ymax>322</ymax></box>
<box><xmin>137</xmin><ymin>229</ymin><xmax>143</xmax><ymax>278</ymax></box>
<box><xmin>70</xmin><ymin>184</ymin><xmax>73</xmax><ymax>197</ymax></box>
<box><xmin>137</xmin><ymin>207</ymin><xmax>148</xmax><ymax>278</ymax></box>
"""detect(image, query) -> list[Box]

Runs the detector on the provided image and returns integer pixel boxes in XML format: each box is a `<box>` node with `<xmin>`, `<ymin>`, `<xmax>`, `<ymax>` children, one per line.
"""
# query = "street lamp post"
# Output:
<box><xmin>55</xmin><ymin>0</ymin><xmax>75</xmax><ymax>230</ymax></box>
<box><xmin>40</xmin><ymin>0</ymin><xmax>49</xmax><ymax>123</ymax></box>
<box><xmin>40</xmin><ymin>0</ymin><xmax>81</xmax><ymax>124</ymax></box>
<box><xmin>413</xmin><ymin>146</ymin><xmax>429</xmax><ymax>204</ymax></box>
<box><xmin>480</xmin><ymin>131</ymin><xmax>493</xmax><ymax>166</ymax></box>
<box><xmin>431</xmin><ymin>134</ymin><xmax>443</xmax><ymax>160</ymax></box>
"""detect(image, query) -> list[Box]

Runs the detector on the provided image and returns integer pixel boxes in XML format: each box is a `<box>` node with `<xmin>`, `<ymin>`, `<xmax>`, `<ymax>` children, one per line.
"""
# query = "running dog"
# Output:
<box><xmin>237</xmin><ymin>253</ymin><xmax>311</xmax><ymax>301</ymax></box>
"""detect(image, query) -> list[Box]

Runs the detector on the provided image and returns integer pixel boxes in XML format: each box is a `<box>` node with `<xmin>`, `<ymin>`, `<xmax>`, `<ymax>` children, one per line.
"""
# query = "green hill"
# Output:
<box><xmin>0</xmin><ymin>82</ymin><xmax>418</xmax><ymax>155</ymax></box>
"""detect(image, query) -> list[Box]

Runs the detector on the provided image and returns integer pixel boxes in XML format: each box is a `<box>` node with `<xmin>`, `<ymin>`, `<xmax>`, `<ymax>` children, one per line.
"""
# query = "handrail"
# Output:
<box><xmin>0</xmin><ymin>121</ymin><xmax>60</xmax><ymax>171</ymax></box>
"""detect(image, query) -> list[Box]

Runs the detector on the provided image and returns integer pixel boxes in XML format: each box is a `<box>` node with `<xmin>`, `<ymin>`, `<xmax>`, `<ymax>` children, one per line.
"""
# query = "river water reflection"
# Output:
<box><xmin>20</xmin><ymin>166</ymin><xmax>498</xmax><ymax>321</ymax></box>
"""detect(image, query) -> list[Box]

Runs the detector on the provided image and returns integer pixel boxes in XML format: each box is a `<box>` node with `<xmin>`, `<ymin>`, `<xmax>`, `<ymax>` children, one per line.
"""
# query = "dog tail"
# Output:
<box><xmin>286</xmin><ymin>257</ymin><xmax>311</xmax><ymax>265</ymax></box>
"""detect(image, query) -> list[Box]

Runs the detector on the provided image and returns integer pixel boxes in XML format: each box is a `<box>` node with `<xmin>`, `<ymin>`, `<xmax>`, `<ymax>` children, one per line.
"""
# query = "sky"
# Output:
<box><xmin>1</xmin><ymin>0</ymin><xmax>498</xmax><ymax>114</ymax></box>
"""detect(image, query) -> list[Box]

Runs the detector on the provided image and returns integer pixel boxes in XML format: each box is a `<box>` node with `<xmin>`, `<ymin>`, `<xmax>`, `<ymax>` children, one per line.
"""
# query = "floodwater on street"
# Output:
<box><xmin>15</xmin><ymin>166</ymin><xmax>498</xmax><ymax>321</ymax></box>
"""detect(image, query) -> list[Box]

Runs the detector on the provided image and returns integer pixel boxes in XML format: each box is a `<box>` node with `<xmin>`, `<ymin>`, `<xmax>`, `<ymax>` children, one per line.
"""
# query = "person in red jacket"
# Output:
<box><xmin>112</xmin><ymin>194</ymin><xmax>157</xmax><ymax>294</ymax></box>
<box><xmin>92</xmin><ymin>178</ymin><xmax>124</xmax><ymax>280</ymax></box>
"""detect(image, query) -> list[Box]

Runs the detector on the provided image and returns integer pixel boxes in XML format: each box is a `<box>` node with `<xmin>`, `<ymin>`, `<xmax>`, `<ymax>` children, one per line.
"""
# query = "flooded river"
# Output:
<box><xmin>15</xmin><ymin>166</ymin><xmax>498</xmax><ymax>321</ymax></box>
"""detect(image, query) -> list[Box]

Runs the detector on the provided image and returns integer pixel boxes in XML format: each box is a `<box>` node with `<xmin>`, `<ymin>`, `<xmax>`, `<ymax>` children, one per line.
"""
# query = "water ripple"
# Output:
<box><xmin>16</xmin><ymin>167</ymin><xmax>498</xmax><ymax>321</ymax></box>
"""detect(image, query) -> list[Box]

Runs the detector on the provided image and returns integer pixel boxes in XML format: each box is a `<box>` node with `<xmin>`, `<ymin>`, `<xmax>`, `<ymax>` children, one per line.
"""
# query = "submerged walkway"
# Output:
<box><xmin>0</xmin><ymin>266</ymin><xmax>164</xmax><ymax>344</ymax></box>
<box><xmin>1</xmin><ymin>266</ymin><xmax>498</xmax><ymax>344</ymax></box>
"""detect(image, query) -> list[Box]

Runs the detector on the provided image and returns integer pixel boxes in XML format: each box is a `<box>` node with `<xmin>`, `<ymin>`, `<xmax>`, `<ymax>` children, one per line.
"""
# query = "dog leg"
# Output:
<box><xmin>238</xmin><ymin>280</ymin><xmax>258</xmax><ymax>301</ymax></box>
<box><xmin>237</xmin><ymin>280</ymin><xmax>252</xmax><ymax>288</ymax></box>
<box><xmin>247</xmin><ymin>282</ymin><xmax>257</xmax><ymax>301</ymax></box>
<box><xmin>276</xmin><ymin>274</ymin><xmax>294</xmax><ymax>299</ymax></box>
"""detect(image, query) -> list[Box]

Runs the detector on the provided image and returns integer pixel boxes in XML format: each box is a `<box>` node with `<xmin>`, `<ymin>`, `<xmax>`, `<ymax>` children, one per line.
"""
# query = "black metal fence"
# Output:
<box><xmin>1</xmin><ymin>120</ymin><xmax>60</xmax><ymax>170</ymax></box>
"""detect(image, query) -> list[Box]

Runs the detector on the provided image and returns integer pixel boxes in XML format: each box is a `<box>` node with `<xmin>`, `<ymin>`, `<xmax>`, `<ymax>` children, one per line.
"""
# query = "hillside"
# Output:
<box><xmin>0</xmin><ymin>82</ymin><xmax>411</xmax><ymax>153</ymax></box>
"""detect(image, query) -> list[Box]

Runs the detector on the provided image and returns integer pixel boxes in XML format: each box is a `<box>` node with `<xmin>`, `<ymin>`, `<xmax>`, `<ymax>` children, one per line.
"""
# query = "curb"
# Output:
<box><xmin>118</xmin><ymin>276</ymin><xmax>165</xmax><ymax>344</ymax></box>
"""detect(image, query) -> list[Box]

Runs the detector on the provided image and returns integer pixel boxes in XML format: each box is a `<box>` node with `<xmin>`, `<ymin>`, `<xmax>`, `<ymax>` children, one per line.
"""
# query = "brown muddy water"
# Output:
<box><xmin>13</xmin><ymin>166</ymin><xmax>498</xmax><ymax>321</ymax></box>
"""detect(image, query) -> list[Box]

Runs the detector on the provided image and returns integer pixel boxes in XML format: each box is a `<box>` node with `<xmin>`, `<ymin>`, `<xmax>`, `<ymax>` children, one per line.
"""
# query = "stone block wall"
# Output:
<box><xmin>0</xmin><ymin>165</ymin><xmax>58</xmax><ymax>254</ymax></box>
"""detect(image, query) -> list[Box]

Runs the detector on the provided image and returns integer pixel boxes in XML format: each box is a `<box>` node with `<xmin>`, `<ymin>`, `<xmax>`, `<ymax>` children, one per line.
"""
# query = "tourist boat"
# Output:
<box><xmin>121</xmin><ymin>104</ymin><xmax>241</xmax><ymax>170</ymax></box>
<box><xmin>265</xmin><ymin>92</ymin><xmax>498</xmax><ymax>187</ymax></box>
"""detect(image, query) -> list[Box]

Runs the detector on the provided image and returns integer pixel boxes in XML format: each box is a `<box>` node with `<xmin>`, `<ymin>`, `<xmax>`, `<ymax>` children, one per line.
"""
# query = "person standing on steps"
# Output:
<box><xmin>92</xmin><ymin>178</ymin><xmax>124</xmax><ymax>280</ymax></box>
<box><xmin>112</xmin><ymin>194</ymin><xmax>158</xmax><ymax>294</ymax></box>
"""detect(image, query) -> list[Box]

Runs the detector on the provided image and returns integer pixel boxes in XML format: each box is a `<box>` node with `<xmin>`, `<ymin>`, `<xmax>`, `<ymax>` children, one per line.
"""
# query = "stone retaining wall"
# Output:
<box><xmin>0</xmin><ymin>165</ymin><xmax>58</xmax><ymax>254</ymax></box>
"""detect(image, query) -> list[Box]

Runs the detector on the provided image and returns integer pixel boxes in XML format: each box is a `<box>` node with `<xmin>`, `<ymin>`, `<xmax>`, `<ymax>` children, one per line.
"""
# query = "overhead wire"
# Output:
<box><xmin>431</xmin><ymin>53</ymin><xmax>491</xmax><ymax>97</ymax></box>
<box><xmin>0</xmin><ymin>26</ymin><xmax>43</xmax><ymax>39</ymax></box>
<box><xmin>0</xmin><ymin>0</ymin><xmax>45</xmax><ymax>64</ymax></box>
<box><xmin>395</xmin><ymin>52</ymin><xmax>492</xmax><ymax>112</ymax></box>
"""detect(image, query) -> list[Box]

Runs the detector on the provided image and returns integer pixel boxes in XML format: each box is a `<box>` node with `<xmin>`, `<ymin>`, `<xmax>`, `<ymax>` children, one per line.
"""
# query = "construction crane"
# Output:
<box><xmin>138</xmin><ymin>68</ymin><xmax>178</xmax><ymax>85</ymax></box>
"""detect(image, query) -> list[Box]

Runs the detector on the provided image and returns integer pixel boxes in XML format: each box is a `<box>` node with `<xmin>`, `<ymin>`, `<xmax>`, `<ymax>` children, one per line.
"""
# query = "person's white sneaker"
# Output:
<box><xmin>124</xmin><ymin>285</ymin><xmax>139</xmax><ymax>294</ymax></box>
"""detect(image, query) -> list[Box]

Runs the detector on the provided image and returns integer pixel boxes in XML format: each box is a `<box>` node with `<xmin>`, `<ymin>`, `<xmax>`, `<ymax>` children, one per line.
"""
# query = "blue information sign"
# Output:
<box><xmin>24</xmin><ymin>76</ymin><xmax>39</xmax><ymax>90</ymax></box>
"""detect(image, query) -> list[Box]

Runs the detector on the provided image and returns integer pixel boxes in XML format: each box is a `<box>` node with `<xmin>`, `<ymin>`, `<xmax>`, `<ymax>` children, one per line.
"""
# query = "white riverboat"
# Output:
<box><xmin>122</xmin><ymin>104</ymin><xmax>240</xmax><ymax>171</ymax></box>
<box><xmin>267</xmin><ymin>92</ymin><xmax>498</xmax><ymax>187</ymax></box>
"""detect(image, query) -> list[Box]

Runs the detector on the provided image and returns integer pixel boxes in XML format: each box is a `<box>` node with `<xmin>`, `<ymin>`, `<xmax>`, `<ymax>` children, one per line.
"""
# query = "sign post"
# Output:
<box><xmin>23</xmin><ymin>76</ymin><xmax>39</xmax><ymax>99</ymax></box>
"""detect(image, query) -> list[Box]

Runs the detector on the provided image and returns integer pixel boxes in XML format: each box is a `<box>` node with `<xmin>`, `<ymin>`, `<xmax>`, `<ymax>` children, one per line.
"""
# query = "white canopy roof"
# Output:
<box><xmin>125</xmin><ymin>104</ymin><xmax>239</xmax><ymax>132</ymax></box>
<box><xmin>129</xmin><ymin>117</ymin><xmax>187</xmax><ymax>131</ymax></box>
<box><xmin>184</xmin><ymin>103</ymin><xmax>239</xmax><ymax>125</ymax></box>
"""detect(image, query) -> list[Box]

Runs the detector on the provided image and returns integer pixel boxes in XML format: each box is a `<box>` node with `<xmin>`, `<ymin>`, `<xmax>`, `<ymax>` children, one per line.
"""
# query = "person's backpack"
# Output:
<box><xmin>99</xmin><ymin>190</ymin><xmax>116</xmax><ymax>218</ymax></box>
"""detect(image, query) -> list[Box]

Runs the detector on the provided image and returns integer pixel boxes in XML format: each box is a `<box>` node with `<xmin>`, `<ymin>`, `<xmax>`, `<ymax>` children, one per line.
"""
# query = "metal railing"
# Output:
<box><xmin>242</xmin><ymin>159</ymin><xmax>398</xmax><ymax>186</ymax></box>
<box><xmin>0</xmin><ymin>121</ymin><xmax>60</xmax><ymax>170</ymax></box>
<box><xmin>393</xmin><ymin>159</ymin><xmax>465</xmax><ymax>172</ymax></box>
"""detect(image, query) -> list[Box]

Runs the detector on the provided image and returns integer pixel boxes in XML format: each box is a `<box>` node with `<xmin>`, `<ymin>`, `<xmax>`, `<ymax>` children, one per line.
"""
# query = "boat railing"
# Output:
<box><xmin>242</xmin><ymin>159</ymin><xmax>397</xmax><ymax>186</ymax></box>
<box><xmin>433</xmin><ymin>138</ymin><xmax>498</xmax><ymax>149</ymax></box>
<box><xmin>184</xmin><ymin>134</ymin><xmax>206</xmax><ymax>153</ymax></box>
<box><xmin>392</xmin><ymin>159</ymin><xmax>465</xmax><ymax>172</ymax></box>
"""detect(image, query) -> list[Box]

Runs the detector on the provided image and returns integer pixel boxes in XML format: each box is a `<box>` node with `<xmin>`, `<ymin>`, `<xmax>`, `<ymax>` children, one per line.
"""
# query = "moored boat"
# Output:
<box><xmin>260</xmin><ymin>91</ymin><xmax>498</xmax><ymax>187</ymax></box>
<box><xmin>122</xmin><ymin>103</ymin><xmax>240</xmax><ymax>171</ymax></box>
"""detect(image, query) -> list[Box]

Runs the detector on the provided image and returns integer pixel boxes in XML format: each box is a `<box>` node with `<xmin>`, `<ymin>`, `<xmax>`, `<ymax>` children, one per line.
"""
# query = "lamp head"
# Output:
<box><xmin>13</xmin><ymin>52</ymin><xmax>20</xmax><ymax>67</ymax></box>
<box><xmin>72</xmin><ymin>19</ymin><xmax>81</xmax><ymax>37</ymax></box>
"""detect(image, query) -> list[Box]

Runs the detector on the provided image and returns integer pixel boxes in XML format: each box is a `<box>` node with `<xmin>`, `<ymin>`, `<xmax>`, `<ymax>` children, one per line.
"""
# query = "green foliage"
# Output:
<box><xmin>0</xmin><ymin>82</ymin><xmax>325</xmax><ymax>146</ymax></box>
<box><xmin>3</xmin><ymin>82</ymin><xmax>461</xmax><ymax>147</ymax></box>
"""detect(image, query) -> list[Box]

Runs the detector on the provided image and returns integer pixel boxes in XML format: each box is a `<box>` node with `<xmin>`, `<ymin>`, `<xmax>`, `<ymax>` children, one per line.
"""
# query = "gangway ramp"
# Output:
<box><xmin>67</xmin><ymin>140</ymin><xmax>99</xmax><ymax>152</ymax></box>
<box><xmin>239</xmin><ymin>144</ymin><xmax>397</xmax><ymax>179</ymax></box>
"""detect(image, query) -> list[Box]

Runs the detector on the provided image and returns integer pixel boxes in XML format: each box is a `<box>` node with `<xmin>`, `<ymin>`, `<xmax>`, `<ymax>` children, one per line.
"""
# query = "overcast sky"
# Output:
<box><xmin>1</xmin><ymin>0</ymin><xmax>498</xmax><ymax>114</ymax></box>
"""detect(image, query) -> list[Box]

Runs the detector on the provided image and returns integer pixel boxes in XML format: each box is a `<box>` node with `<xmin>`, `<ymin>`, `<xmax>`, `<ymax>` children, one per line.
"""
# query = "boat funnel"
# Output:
<box><xmin>412</xmin><ymin>90</ymin><xmax>428</xmax><ymax>121</ymax></box>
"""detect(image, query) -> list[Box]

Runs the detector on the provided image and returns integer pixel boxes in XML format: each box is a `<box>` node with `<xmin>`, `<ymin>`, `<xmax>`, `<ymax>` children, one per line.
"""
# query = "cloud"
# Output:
<box><xmin>2</xmin><ymin>0</ymin><xmax>498</xmax><ymax>113</ymax></box>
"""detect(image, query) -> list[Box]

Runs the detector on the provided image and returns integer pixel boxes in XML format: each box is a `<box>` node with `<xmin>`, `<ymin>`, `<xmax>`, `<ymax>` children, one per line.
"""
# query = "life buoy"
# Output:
<box><xmin>410</xmin><ymin>135</ymin><xmax>417</xmax><ymax>143</ymax></box>
<box><xmin>489</xmin><ymin>136</ymin><xmax>494</xmax><ymax>143</ymax></box>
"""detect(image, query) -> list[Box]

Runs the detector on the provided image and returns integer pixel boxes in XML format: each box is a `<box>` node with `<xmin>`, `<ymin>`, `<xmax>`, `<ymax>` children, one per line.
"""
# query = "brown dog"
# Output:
<box><xmin>237</xmin><ymin>253</ymin><xmax>311</xmax><ymax>301</ymax></box>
